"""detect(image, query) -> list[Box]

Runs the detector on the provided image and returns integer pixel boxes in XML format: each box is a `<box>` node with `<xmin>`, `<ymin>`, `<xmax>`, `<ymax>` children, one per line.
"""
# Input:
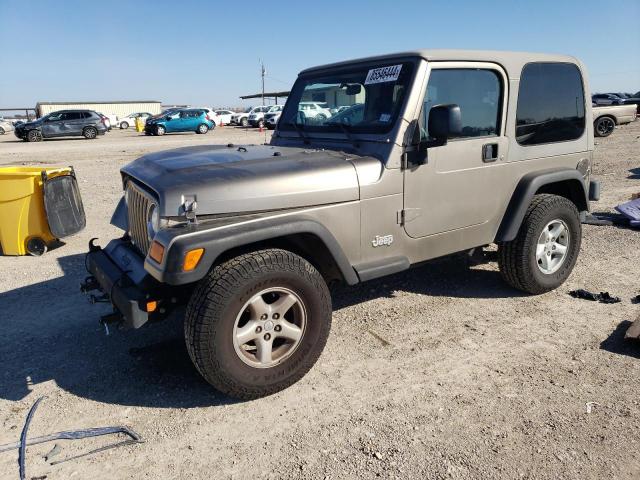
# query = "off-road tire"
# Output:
<box><xmin>185</xmin><ymin>249</ymin><xmax>332</xmax><ymax>400</ymax></box>
<box><xmin>498</xmin><ymin>194</ymin><xmax>581</xmax><ymax>294</ymax></box>
<box><xmin>594</xmin><ymin>116</ymin><xmax>615</xmax><ymax>137</ymax></box>
<box><xmin>240</xmin><ymin>117</ymin><xmax>249</xmax><ymax>127</ymax></box>
<box><xmin>120</xmin><ymin>121</ymin><xmax>129</xmax><ymax>129</ymax></box>
<box><xmin>27</xmin><ymin>130</ymin><xmax>42</xmax><ymax>142</ymax></box>
<box><xmin>83</xmin><ymin>126</ymin><xmax>98</xmax><ymax>139</ymax></box>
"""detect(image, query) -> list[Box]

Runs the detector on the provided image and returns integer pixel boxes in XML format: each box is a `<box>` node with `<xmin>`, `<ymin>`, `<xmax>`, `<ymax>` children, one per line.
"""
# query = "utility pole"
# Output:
<box><xmin>261</xmin><ymin>60</ymin><xmax>266</xmax><ymax>106</ymax></box>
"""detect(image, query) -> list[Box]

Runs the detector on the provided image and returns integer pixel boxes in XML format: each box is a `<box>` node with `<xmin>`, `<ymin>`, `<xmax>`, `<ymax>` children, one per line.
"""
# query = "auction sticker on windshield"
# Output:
<box><xmin>364</xmin><ymin>65</ymin><xmax>402</xmax><ymax>85</ymax></box>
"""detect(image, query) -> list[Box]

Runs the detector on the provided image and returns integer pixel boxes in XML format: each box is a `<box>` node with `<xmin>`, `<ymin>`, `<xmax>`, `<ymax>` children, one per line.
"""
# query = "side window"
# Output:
<box><xmin>420</xmin><ymin>69</ymin><xmax>501</xmax><ymax>140</ymax></box>
<box><xmin>516</xmin><ymin>62</ymin><xmax>585</xmax><ymax>145</ymax></box>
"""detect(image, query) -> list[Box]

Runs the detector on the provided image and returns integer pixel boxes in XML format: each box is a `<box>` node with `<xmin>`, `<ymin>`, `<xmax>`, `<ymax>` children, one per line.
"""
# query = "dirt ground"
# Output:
<box><xmin>0</xmin><ymin>122</ymin><xmax>639</xmax><ymax>480</ymax></box>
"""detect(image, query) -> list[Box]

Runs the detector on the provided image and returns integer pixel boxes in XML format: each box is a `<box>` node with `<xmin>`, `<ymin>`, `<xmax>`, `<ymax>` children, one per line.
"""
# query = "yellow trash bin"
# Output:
<box><xmin>0</xmin><ymin>166</ymin><xmax>85</xmax><ymax>256</ymax></box>
<box><xmin>135</xmin><ymin>117</ymin><xmax>144</xmax><ymax>132</ymax></box>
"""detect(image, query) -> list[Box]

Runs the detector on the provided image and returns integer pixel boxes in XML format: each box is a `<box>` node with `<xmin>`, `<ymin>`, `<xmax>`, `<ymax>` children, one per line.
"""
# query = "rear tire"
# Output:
<box><xmin>83</xmin><ymin>126</ymin><xmax>98</xmax><ymax>139</ymax></box>
<box><xmin>27</xmin><ymin>130</ymin><xmax>42</xmax><ymax>142</ymax></box>
<box><xmin>498</xmin><ymin>194</ymin><xmax>581</xmax><ymax>294</ymax></box>
<box><xmin>197</xmin><ymin>124</ymin><xmax>209</xmax><ymax>134</ymax></box>
<box><xmin>594</xmin><ymin>116</ymin><xmax>615</xmax><ymax>137</ymax></box>
<box><xmin>120</xmin><ymin>122</ymin><xmax>129</xmax><ymax>129</ymax></box>
<box><xmin>185</xmin><ymin>249</ymin><xmax>332</xmax><ymax>400</ymax></box>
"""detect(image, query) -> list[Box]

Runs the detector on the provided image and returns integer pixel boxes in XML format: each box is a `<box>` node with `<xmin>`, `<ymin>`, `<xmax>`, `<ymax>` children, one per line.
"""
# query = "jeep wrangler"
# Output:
<box><xmin>84</xmin><ymin>50</ymin><xmax>600</xmax><ymax>399</ymax></box>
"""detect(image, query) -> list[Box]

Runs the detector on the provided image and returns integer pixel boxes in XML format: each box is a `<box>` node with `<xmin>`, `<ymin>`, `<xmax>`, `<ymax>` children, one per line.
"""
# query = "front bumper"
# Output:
<box><xmin>84</xmin><ymin>239</ymin><xmax>158</xmax><ymax>329</ymax></box>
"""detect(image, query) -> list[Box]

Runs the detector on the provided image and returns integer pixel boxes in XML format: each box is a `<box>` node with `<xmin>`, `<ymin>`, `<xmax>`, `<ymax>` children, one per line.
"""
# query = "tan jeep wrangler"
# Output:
<box><xmin>85</xmin><ymin>50</ymin><xmax>599</xmax><ymax>399</ymax></box>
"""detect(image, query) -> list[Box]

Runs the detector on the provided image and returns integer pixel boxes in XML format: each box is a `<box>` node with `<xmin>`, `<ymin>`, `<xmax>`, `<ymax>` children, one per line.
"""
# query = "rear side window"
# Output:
<box><xmin>516</xmin><ymin>63</ymin><xmax>585</xmax><ymax>145</ymax></box>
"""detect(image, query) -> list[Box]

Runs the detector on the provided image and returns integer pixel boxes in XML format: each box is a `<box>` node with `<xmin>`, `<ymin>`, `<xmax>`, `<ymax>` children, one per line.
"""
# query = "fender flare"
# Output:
<box><xmin>145</xmin><ymin>215</ymin><xmax>360</xmax><ymax>286</ymax></box>
<box><xmin>495</xmin><ymin>168</ymin><xmax>588</xmax><ymax>242</ymax></box>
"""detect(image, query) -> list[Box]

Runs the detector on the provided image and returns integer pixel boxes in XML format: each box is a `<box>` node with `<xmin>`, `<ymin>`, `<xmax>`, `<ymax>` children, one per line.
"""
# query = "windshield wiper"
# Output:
<box><xmin>325</xmin><ymin>120</ymin><xmax>359</xmax><ymax>149</ymax></box>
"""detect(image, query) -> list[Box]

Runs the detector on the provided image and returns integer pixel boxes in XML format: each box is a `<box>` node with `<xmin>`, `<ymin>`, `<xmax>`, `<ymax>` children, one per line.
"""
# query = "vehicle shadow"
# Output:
<box><xmin>333</xmin><ymin>253</ymin><xmax>525</xmax><ymax>310</ymax></box>
<box><xmin>628</xmin><ymin>167</ymin><xmax>640</xmax><ymax>180</ymax></box>
<box><xmin>599</xmin><ymin>320</ymin><xmax>640</xmax><ymax>359</ymax></box>
<box><xmin>0</xmin><ymin>253</ymin><xmax>236</xmax><ymax>408</ymax></box>
<box><xmin>0</xmin><ymin>252</ymin><xmax>520</xmax><ymax>408</ymax></box>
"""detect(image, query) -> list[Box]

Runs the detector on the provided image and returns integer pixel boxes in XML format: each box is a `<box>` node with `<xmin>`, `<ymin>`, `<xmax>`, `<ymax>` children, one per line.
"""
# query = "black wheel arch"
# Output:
<box><xmin>594</xmin><ymin>114</ymin><xmax>617</xmax><ymax>126</ymax></box>
<box><xmin>496</xmin><ymin>168</ymin><xmax>588</xmax><ymax>242</ymax></box>
<box><xmin>145</xmin><ymin>216</ymin><xmax>359</xmax><ymax>287</ymax></box>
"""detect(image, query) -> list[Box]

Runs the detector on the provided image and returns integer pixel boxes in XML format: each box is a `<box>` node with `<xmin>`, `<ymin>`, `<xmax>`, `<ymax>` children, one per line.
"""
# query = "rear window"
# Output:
<box><xmin>515</xmin><ymin>62</ymin><xmax>585</xmax><ymax>145</ymax></box>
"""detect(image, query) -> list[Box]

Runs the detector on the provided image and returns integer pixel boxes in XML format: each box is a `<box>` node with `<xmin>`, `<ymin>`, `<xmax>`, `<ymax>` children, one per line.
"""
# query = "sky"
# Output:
<box><xmin>1</xmin><ymin>0</ymin><xmax>639</xmax><ymax>110</ymax></box>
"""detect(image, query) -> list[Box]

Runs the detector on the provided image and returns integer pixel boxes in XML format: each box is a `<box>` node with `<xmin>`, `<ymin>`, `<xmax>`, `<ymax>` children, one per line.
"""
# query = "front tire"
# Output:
<box><xmin>185</xmin><ymin>249</ymin><xmax>332</xmax><ymax>400</ymax></box>
<box><xmin>156</xmin><ymin>125</ymin><xmax>166</xmax><ymax>136</ymax></box>
<box><xmin>594</xmin><ymin>116</ymin><xmax>615</xmax><ymax>137</ymax></box>
<box><xmin>240</xmin><ymin>117</ymin><xmax>249</xmax><ymax>127</ymax></box>
<box><xmin>120</xmin><ymin>121</ymin><xmax>129</xmax><ymax>129</ymax></box>
<box><xmin>498</xmin><ymin>194</ymin><xmax>581</xmax><ymax>294</ymax></box>
<box><xmin>83</xmin><ymin>126</ymin><xmax>98</xmax><ymax>139</ymax></box>
<box><xmin>27</xmin><ymin>130</ymin><xmax>42</xmax><ymax>142</ymax></box>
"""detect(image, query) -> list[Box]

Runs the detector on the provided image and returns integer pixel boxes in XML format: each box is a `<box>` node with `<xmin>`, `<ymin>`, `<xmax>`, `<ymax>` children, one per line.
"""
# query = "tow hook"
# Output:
<box><xmin>100</xmin><ymin>312</ymin><xmax>123</xmax><ymax>336</ymax></box>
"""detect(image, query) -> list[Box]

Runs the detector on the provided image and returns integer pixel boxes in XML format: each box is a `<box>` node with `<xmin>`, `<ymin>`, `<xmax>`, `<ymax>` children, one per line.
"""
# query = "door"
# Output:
<box><xmin>64</xmin><ymin>111</ymin><xmax>85</xmax><ymax>135</ymax></box>
<box><xmin>41</xmin><ymin>112</ymin><xmax>65</xmax><ymax>137</ymax></box>
<box><xmin>403</xmin><ymin>63</ymin><xmax>509</xmax><ymax>238</ymax></box>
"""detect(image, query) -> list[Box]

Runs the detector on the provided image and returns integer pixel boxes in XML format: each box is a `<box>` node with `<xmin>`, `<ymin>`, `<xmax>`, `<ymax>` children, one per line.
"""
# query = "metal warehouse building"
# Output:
<box><xmin>36</xmin><ymin>101</ymin><xmax>162</xmax><ymax>118</ymax></box>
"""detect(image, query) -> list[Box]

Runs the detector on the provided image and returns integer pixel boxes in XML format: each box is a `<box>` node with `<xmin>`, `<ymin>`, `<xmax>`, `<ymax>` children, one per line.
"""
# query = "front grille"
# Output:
<box><xmin>126</xmin><ymin>182</ymin><xmax>155</xmax><ymax>255</ymax></box>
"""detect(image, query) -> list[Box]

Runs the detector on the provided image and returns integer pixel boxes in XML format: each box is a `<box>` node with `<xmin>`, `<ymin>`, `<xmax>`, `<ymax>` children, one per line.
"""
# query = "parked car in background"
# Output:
<box><xmin>213</xmin><ymin>110</ymin><xmax>235</xmax><ymax>125</ymax></box>
<box><xmin>592</xmin><ymin>104</ymin><xmax>637</xmax><ymax>137</ymax></box>
<box><xmin>298</xmin><ymin>102</ymin><xmax>333</xmax><ymax>122</ymax></box>
<box><xmin>248</xmin><ymin>105</ymin><xmax>277</xmax><ymax>127</ymax></box>
<box><xmin>117</xmin><ymin>112</ymin><xmax>153</xmax><ymax>129</ymax></box>
<box><xmin>592</xmin><ymin>93</ymin><xmax>626</xmax><ymax>106</ymax></box>
<box><xmin>264</xmin><ymin>108</ymin><xmax>284</xmax><ymax>130</ymax></box>
<box><xmin>144</xmin><ymin>109</ymin><xmax>215</xmax><ymax>136</ymax></box>
<box><xmin>14</xmin><ymin>110</ymin><xmax>107</xmax><ymax>142</ymax></box>
<box><xmin>231</xmin><ymin>106</ymin><xmax>258</xmax><ymax>127</ymax></box>
<box><xmin>0</xmin><ymin>118</ymin><xmax>15</xmax><ymax>135</ymax></box>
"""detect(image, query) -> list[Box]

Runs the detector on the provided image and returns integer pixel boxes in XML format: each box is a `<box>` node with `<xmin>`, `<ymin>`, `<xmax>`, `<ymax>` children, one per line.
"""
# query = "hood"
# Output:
<box><xmin>121</xmin><ymin>144</ymin><xmax>365</xmax><ymax>217</ymax></box>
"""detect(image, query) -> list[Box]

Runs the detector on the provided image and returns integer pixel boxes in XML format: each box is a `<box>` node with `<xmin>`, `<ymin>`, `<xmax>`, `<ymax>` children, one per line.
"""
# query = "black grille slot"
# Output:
<box><xmin>126</xmin><ymin>182</ymin><xmax>154</xmax><ymax>255</ymax></box>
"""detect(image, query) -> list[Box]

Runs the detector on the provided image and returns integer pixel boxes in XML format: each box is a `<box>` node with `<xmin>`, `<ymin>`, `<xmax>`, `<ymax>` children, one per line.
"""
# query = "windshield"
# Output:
<box><xmin>279</xmin><ymin>60</ymin><xmax>415</xmax><ymax>134</ymax></box>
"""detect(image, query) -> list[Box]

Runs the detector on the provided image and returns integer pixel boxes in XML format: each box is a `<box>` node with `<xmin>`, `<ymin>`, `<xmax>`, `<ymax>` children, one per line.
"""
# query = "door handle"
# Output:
<box><xmin>482</xmin><ymin>143</ymin><xmax>498</xmax><ymax>162</ymax></box>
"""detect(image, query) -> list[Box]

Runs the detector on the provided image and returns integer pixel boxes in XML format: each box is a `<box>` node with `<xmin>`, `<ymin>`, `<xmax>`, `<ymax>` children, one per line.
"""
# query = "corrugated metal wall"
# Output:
<box><xmin>36</xmin><ymin>102</ymin><xmax>162</xmax><ymax>118</ymax></box>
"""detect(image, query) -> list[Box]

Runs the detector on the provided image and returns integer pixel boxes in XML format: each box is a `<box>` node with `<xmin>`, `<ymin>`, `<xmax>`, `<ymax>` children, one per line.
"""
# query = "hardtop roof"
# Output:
<box><xmin>299</xmin><ymin>49</ymin><xmax>582</xmax><ymax>79</ymax></box>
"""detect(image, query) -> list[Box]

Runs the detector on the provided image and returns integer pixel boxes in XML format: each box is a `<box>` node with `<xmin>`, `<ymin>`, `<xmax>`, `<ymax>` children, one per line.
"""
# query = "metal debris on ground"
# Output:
<box><xmin>0</xmin><ymin>396</ymin><xmax>143</xmax><ymax>479</ymax></box>
<box><xmin>585</xmin><ymin>401</ymin><xmax>601</xmax><ymax>414</ymax></box>
<box><xmin>569</xmin><ymin>289</ymin><xmax>621</xmax><ymax>304</ymax></box>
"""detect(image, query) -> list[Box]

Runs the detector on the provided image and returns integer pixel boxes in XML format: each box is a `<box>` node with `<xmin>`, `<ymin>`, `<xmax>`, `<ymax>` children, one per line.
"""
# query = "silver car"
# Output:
<box><xmin>0</xmin><ymin>118</ymin><xmax>14</xmax><ymax>135</ymax></box>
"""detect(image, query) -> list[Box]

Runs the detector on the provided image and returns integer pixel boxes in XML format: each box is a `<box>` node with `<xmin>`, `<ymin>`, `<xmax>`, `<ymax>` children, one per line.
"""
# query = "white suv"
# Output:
<box><xmin>264</xmin><ymin>106</ymin><xmax>284</xmax><ymax>130</ymax></box>
<box><xmin>298</xmin><ymin>102</ymin><xmax>332</xmax><ymax>121</ymax></box>
<box><xmin>248</xmin><ymin>106</ymin><xmax>276</xmax><ymax>127</ymax></box>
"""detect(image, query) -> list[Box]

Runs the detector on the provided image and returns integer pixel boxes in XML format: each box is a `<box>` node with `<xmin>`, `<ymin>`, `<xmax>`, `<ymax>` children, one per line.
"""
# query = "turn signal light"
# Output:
<box><xmin>183</xmin><ymin>248</ymin><xmax>204</xmax><ymax>271</ymax></box>
<box><xmin>146</xmin><ymin>300</ymin><xmax>157</xmax><ymax>312</ymax></box>
<box><xmin>149</xmin><ymin>241</ymin><xmax>165</xmax><ymax>263</ymax></box>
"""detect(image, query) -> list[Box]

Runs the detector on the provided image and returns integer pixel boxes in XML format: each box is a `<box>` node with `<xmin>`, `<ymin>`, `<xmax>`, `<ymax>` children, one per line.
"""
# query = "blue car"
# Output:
<box><xmin>145</xmin><ymin>109</ymin><xmax>215</xmax><ymax>136</ymax></box>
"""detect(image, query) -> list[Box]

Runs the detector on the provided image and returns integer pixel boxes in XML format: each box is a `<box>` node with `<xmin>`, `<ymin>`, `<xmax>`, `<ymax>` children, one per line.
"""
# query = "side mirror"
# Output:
<box><xmin>428</xmin><ymin>104</ymin><xmax>462</xmax><ymax>144</ymax></box>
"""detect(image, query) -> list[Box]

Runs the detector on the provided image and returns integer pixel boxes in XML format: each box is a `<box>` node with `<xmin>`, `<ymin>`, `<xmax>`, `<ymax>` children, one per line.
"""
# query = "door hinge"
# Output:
<box><xmin>398</xmin><ymin>208</ymin><xmax>421</xmax><ymax>225</ymax></box>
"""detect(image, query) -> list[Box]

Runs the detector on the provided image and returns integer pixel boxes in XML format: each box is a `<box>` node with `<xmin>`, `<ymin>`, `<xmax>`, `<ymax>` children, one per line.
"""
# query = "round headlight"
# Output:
<box><xmin>147</xmin><ymin>203</ymin><xmax>160</xmax><ymax>240</ymax></box>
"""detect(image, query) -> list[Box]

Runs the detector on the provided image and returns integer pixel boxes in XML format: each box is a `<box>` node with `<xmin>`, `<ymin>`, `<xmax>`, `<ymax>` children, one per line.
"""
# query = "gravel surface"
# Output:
<box><xmin>0</xmin><ymin>123</ymin><xmax>639</xmax><ymax>479</ymax></box>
